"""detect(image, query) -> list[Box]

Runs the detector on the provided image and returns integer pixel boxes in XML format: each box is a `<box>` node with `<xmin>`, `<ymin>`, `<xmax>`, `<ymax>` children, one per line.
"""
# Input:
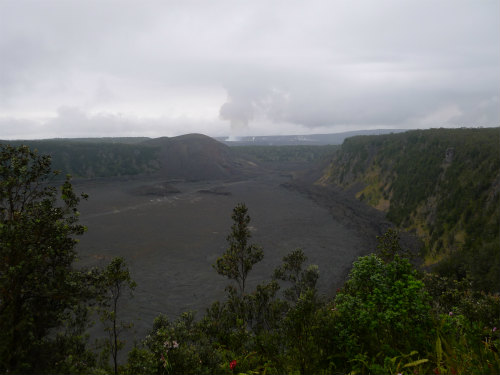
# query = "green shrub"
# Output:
<box><xmin>334</xmin><ymin>255</ymin><xmax>433</xmax><ymax>362</ymax></box>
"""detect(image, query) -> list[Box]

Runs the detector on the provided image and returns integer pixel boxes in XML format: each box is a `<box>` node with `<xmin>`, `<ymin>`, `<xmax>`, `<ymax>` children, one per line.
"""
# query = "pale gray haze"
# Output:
<box><xmin>1</xmin><ymin>1</ymin><xmax>499</xmax><ymax>139</ymax></box>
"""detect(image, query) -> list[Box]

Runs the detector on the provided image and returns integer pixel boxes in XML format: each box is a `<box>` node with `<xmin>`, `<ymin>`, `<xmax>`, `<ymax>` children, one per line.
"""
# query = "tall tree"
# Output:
<box><xmin>214</xmin><ymin>203</ymin><xmax>263</xmax><ymax>296</ymax></box>
<box><xmin>98</xmin><ymin>256</ymin><xmax>136</xmax><ymax>375</ymax></box>
<box><xmin>0</xmin><ymin>144</ymin><xmax>89</xmax><ymax>373</ymax></box>
<box><xmin>273</xmin><ymin>248</ymin><xmax>319</xmax><ymax>303</ymax></box>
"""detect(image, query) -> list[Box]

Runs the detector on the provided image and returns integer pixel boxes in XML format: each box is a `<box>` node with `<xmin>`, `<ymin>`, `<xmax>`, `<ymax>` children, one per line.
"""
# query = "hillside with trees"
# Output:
<box><xmin>3</xmin><ymin>134</ymin><xmax>262</xmax><ymax>181</ymax></box>
<box><xmin>1</xmin><ymin>138</ymin><xmax>499</xmax><ymax>374</ymax></box>
<box><xmin>231</xmin><ymin>144</ymin><xmax>338</xmax><ymax>163</ymax></box>
<box><xmin>3</xmin><ymin>139</ymin><xmax>161</xmax><ymax>178</ymax></box>
<box><xmin>319</xmin><ymin>127</ymin><xmax>500</xmax><ymax>292</ymax></box>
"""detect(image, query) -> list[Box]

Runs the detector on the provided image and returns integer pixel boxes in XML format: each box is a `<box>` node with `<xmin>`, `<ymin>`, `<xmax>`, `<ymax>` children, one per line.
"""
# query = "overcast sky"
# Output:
<box><xmin>1</xmin><ymin>1</ymin><xmax>499</xmax><ymax>139</ymax></box>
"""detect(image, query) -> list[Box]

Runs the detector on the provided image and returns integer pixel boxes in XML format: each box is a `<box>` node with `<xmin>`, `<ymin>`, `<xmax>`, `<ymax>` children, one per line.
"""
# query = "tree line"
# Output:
<box><xmin>1</xmin><ymin>144</ymin><xmax>498</xmax><ymax>374</ymax></box>
<box><xmin>2</xmin><ymin>140</ymin><xmax>160</xmax><ymax>178</ymax></box>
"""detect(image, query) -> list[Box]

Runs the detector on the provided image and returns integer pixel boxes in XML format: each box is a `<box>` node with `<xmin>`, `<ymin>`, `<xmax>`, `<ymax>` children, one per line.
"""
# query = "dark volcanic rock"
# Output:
<box><xmin>130</xmin><ymin>182</ymin><xmax>181</xmax><ymax>196</ymax></box>
<box><xmin>198</xmin><ymin>187</ymin><xmax>232</xmax><ymax>196</ymax></box>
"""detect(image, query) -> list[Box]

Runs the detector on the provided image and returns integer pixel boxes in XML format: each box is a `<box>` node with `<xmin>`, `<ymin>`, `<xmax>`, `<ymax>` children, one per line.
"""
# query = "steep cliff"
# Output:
<box><xmin>319</xmin><ymin>128</ymin><xmax>500</xmax><ymax>290</ymax></box>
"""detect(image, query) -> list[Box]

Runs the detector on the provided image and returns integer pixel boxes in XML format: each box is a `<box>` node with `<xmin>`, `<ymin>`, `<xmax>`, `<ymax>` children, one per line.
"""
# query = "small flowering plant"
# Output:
<box><xmin>219</xmin><ymin>351</ymin><xmax>265</xmax><ymax>374</ymax></box>
<box><xmin>160</xmin><ymin>339</ymin><xmax>180</xmax><ymax>371</ymax></box>
<box><xmin>229</xmin><ymin>359</ymin><xmax>237</xmax><ymax>371</ymax></box>
<box><xmin>164</xmin><ymin>340</ymin><xmax>179</xmax><ymax>351</ymax></box>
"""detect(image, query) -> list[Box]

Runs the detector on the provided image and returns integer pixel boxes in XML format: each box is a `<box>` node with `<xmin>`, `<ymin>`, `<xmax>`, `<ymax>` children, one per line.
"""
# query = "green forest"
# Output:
<box><xmin>320</xmin><ymin>127</ymin><xmax>500</xmax><ymax>293</ymax></box>
<box><xmin>3</xmin><ymin>139</ymin><xmax>160</xmax><ymax>178</ymax></box>
<box><xmin>232</xmin><ymin>145</ymin><xmax>339</xmax><ymax>163</ymax></box>
<box><xmin>1</xmin><ymin>134</ymin><xmax>499</xmax><ymax>374</ymax></box>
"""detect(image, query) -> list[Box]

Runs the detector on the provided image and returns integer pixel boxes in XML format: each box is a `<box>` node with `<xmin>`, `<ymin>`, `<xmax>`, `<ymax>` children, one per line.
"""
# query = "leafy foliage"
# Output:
<box><xmin>126</xmin><ymin>216</ymin><xmax>498</xmax><ymax>375</ymax></box>
<box><xmin>214</xmin><ymin>203</ymin><xmax>264</xmax><ymax>296</ymax></box>
<box><xmin>139</xmin><ymin>312</ymin><xmax>222</xmax><ymax>375</ymax></box>
<box><xmin>4</xmin><ymin>140</ymin><xmax>160</xmax><ymax>178</ymax></box>
<box><xmin>273</xmin><ymin>248</ymin><xmax>319</xmax><ymax>303</ymax></box>
<box><xmin>0</xmin><ymin>144</ymin><xmax>93</xmax><ymax>373</ymax></box>
<box><xmin>2</xmin><ymin>144</ymin><xmax>498</xmax><ymax>374</ymax></box>
<box><xmin>322</xmin><ymin>127</ymin><xmax>500</xmax><ymax>292</ymax></box>
<box><xmin>334</xmin><ymin>254</ymin><xmax>433</xmax><ymax>360</ymax></box>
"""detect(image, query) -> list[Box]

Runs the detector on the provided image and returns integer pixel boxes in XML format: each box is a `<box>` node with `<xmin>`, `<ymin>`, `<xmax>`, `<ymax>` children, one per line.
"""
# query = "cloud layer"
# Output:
<box><xmin>1</xmin><ymin>0</ymin><xmax>499</xmax><ymax>139</ymax></box>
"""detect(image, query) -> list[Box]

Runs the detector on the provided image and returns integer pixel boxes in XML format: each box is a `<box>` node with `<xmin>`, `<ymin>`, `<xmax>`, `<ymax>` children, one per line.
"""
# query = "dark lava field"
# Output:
<box><xmin>74</xmin><ymin>162</ymin><xmax>392</xmax><ymax>340</ymax></box>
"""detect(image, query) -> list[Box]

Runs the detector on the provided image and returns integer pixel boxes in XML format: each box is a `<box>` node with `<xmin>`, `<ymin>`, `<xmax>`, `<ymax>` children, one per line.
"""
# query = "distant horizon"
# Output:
<box><xmin>2</xmin><ymin>125</ymin><xmax>499</xmax><ymax>142</ymax></box>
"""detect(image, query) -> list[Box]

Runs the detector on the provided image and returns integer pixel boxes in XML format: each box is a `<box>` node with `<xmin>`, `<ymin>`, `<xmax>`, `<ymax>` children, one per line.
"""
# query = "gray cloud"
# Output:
<box><xmin>1</xmin><ymin>106</ymin><xmax>226</xmax><ymax>140</ymax></box>
<box><xmin>0</xmin><ymin>0</ymin><xmax>498</xmax><ymax>139</ymax></box>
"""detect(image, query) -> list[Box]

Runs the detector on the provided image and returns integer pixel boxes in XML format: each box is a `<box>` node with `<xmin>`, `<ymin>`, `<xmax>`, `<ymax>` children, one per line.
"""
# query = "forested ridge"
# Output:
<box><xmin>3</xmin><ymin>139</ymin><xmax>161</xmax><ymax>178</ymax></box>
<box><xmin>320</xmin><ymin>127</ymin><xmax>500</xmax><ymax>292</ymax></box>
<box><xmin>2</xmin><ymin>134</ymin><xmax>260</xmax><ymax>181</ymax></box>
<box><xmin>1</xmin><ymin>139</ymin><xmax>499</xmax><ymax>374</ymax></box>
<box><xmin>231</xmin><ymin>145</ymin><xmax>339</xmax><ymax>163</ymax></box>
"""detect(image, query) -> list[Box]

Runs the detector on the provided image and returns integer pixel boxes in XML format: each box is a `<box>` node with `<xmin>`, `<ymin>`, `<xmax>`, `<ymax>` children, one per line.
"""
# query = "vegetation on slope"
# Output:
<box><xmin>1</xmin><ymin>143</ymin><xmax>499</xmax><ymax>374</ymax></box>
<box><xmin>1</xmin><ymin>138</ymin><xmax>339</xmax><ymax>181</ymax></box>
<box><xmin>232</xmin><ymin>144</ymin><xmax>339</xmax><ymax>163</ymax></box>
<box><xmin>3</xmin><ymin>139</ymin><xmax>160</xmax><ymax>178</ymax></box>
<box><xmin>320</xmin><ymin>127</ymin><xmax>500</xmax><ymax>292</ymax></box>
<box><xmin>3</xmin><ymin>134</ymin><xmax>263</xmax><ymax>181</ymax></box>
